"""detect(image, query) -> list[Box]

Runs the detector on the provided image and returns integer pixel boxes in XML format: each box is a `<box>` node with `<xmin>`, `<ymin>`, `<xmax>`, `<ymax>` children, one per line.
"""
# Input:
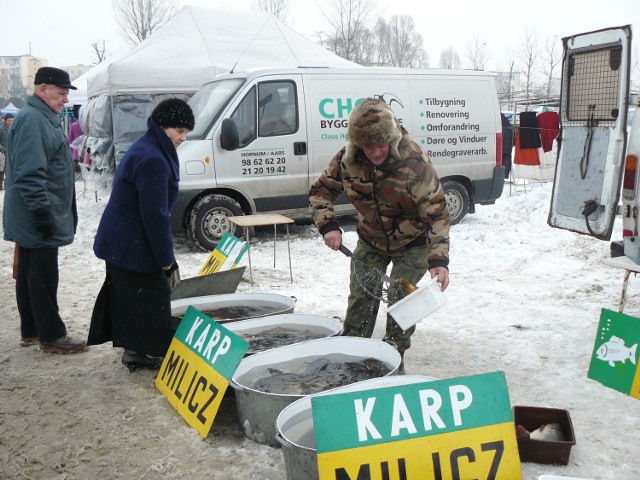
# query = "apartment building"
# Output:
<box><xmin>0</xmin><ymin>55</ymin><xmax>46</xmax><ymax>101</ymax></box>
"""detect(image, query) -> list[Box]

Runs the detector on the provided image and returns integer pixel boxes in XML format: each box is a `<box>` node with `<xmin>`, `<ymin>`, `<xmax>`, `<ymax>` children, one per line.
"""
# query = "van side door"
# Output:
<box><xmin>216</xmin><ymin>75</ymin><xmax>309</xmax><ymax>213</ymax></box>
<box><xmin>548</xmin><ymin>26</ymin><xmax>632</xmax><ymax>239</ymax></box>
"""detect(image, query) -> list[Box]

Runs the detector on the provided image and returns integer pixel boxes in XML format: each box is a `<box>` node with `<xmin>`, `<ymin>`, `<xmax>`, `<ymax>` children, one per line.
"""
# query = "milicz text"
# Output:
<box><xmin>159</xmin><ymin>350</ymin><xmax>219</xmax><ymax>425</ymax></box>
<box><xmin>332</xmin><ymin>440</ymin><xmax>504</xmax><ymax>480</ymax></box>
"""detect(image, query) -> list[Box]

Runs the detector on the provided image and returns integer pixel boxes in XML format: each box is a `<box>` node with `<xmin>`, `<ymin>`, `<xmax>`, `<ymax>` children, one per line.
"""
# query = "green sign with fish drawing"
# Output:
<box><xmin>588</xmin><ymin>308</ymin><xmax>640</xmax><ymax>400</ymax></box>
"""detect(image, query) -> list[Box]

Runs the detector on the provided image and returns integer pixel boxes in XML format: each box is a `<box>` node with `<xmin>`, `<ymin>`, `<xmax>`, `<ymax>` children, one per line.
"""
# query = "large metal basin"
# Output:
<box><xmin>170</xmin><ymin>267</ymin><xmax>245</xmax><ymax>301</ymax></box>
<box><xmin>276</xmin><ymin>375</ymin><xmax>438</xmax><ymax>480</ymax></box>
<box><xmin>225</xmin><ymin>313</ymin><xmax>343</xmax><ymax>355</ymax></box>
<box><xmin>230</xmin><ymin>336</ymin><xmax>401</xmax><ymax>447</ymax></box>
<box><xmin>170</xmin><ymin>292</ymin><xmax>296</xmax><ymax>323</ymax></box>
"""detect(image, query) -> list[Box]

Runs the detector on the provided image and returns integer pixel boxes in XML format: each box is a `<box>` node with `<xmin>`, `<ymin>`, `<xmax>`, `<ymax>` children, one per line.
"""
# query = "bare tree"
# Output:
<box><xmin>112</xmin><ymin>0</ymin><xmax>177</xmax><ymax>45</ymax></box>
<box><xmin>381</xmin><ymin>15</ymin><xmax>428</xmax><ymax>68</ymax></box>
<box><xmin>91</xmin><ymin>41</ymin><xmax>108</xmax><ymax>64</ymax></box>
<box><xmin>317</xmin><ymin>0</ymin><xmax>377</xmax><ymax>63</ymax></box>
<box><xmin>541</xmin><ymin>34</ymin><xmax>561</xmax><ymax>97</ymax></box>
<box><xmin>254</xmin><ymin>0</ymin><xmax>290</xmax><ymax>24</ymax></box>
<box><xmin>516</xmin><ymin>25</ymin><xmax>539</xmax><ymax>103</ymax></box>
<box><xmin>465</xmin><ymin>33</ymin><xmax>488</xmax><ymax>71</ymax></box>
<box><xmin>357</xmin><ymin>18</ymin><xmax>385</xmax><ymax>66</ymax></box>
<box><xmin>439</xmin><ymin>47</ymin><xmax>461</xmax><ymax>69</ymax></box>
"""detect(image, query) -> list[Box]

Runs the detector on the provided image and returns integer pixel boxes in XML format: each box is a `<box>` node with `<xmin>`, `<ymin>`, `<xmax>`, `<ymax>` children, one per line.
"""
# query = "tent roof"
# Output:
<box><xmin>86</xmin><ymin>6</ymin><xmax>357</xmax><ymax>98</ymax></box>
<box><xmin>67</xmin><ymin>70</ymin><xmax>91</xmax><ymax>105</ymax></box>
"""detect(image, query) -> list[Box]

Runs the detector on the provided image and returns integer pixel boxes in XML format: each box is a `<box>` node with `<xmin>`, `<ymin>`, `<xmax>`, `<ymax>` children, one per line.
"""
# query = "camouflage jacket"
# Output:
<box><xmin>309</xmin><ymin>133</ymin><xmax>450</xmax><ymax>269</ymax></box>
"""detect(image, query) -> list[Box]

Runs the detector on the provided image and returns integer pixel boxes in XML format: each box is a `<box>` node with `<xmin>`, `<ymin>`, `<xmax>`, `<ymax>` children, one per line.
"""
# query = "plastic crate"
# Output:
<box><xmin>513</xmin><ymin>405</ymin><xmax>576</xmax><ymax>465</ymax></box>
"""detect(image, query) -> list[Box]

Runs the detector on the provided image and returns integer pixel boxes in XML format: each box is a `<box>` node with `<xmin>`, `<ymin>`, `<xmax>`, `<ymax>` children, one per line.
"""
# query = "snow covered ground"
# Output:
<box><xmin>1</xmin><ymin>179</ymin><xmax>640</xmax><ymax>479</ymax></box>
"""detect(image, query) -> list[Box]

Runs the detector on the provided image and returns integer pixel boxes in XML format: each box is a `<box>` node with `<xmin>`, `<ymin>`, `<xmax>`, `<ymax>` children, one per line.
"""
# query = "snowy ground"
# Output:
<box><xmin>1</xmin><ymin>179</ymin><xmax>640</xmax><ymax>479</ymax></box>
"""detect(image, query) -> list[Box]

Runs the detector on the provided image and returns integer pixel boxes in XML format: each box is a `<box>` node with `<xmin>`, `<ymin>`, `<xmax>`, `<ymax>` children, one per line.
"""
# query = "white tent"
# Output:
<box><xmin>78</xmin><ymin>6</ymin><xmax>358</xmax><ymax>172</ymax></box>
<box><xmin>87</xmin><ymin>6</ymin><xmax>356</xmax><ymax>98</ymax></box>
<box><xmin>67</xmin><ymin>72</ymin><xmax>88</xmax><ymax>105</ymax></box>
<box><xmin>67</xmin><ymin>47</ymin><xmax>133</xmax><ymax>105</ymax></box>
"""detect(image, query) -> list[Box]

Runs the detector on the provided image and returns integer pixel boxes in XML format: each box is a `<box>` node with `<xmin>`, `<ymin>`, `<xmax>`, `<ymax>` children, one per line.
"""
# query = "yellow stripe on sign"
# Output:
<box><xmin>630</xmin><ymin>365</ymin><xmax>640</xmax><ymax>400</ymax></box>
<box><xmin>317</xmin><ymin>422</ymin><xmax>521</xmax><ymax>480</ymax></box>
<box><xmin>199</xmin><ymin>250</ymin><xmax>228</xmax><ymax>275</ymax></box>
<box><xmin>155</xmin><ymin>339</ymin><xmax>229</xmax><ymax>438</ymax></box>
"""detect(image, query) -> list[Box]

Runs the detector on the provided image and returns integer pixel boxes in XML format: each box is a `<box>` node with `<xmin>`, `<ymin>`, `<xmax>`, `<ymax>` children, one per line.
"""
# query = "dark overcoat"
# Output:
<box><xmin>2</xmin><ymin>96</ymin><xmax>78</xmax><ymax>248</ymax></box>
<box><xmin>93</xmin><ymin>117</ymin><xmax>178</xmax><ymax>272</ymax></box>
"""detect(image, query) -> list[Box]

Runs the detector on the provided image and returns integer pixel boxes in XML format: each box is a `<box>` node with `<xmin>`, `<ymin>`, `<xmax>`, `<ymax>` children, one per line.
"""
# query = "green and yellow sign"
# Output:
<box><xmin>199</xmin><ymin>232</ymin><xmax>248</xmax><ymax>275</ymax></box>
<box><xmin>311</xmin><ymin>371</ymin><xmax>521</xmax><ymax>480</ymax></box>
<box><xmin>588</xmin><ymin>308</ymin><xmax>640</xmax><ymax>399</ymax></box>
<box><xmin>155</xmin><ymin>306</ymin><xmax>249</xmax><ymax>437</ymax></box>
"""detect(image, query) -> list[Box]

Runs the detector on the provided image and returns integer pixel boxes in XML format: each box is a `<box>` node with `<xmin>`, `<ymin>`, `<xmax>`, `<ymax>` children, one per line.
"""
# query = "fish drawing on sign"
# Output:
<box><xmin>596</xmin><ymin>335</ymin><xmax>638</xmax><ymax>367</ymax></box>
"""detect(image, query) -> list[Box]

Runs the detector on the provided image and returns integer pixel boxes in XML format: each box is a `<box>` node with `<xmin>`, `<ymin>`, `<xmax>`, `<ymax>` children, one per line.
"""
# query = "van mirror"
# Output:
<box><xmin>220</xmin><ymin>118</ymin><xmax>240</xmax><ymax>151</ymax></box>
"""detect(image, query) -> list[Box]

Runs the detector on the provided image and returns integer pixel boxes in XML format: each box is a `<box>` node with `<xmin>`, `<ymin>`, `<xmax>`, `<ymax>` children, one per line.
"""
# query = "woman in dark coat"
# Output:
<box><xmin>88</xmin><ymin>98</ymin><xmax>195</xmax><ymax>371</ymax></box>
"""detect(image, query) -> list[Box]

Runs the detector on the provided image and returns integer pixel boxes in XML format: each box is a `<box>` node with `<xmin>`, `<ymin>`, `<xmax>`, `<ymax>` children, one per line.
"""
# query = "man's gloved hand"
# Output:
<box><xmin>33</xmin><ymin>209</ymin><xmax>53</xmax><ymax>238</ymax></box>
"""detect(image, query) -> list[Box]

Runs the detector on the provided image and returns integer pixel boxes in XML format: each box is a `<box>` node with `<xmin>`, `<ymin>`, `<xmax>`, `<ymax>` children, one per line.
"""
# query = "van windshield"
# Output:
<box><xmin>188</xmin><ymin>78</ymin><xmax>245</xmax><ymax>139</ymax></box>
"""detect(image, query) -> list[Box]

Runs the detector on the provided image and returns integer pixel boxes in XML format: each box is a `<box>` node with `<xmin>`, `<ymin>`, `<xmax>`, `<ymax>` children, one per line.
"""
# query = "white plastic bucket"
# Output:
<box><xmin>170</xmin><ymin>292</ymin><xmax>296</xmax><ymax>323</ymax></box>
<box><xmin>275</xmin><ymin>375</ymin><xmax>438</xmax><ymax>480</ymax></box>
<box><xmin>225</xmin><ymin>313</ymin><xmax>343</xmax><ymax>355</ymax></box>
<box><xmin>230</xmin><ymin>336</ymin><xmax>401</xmax><ymax>447</ymax></box>
<box><xmin>387</xmin><ymin>277</ymin><xmax>446</xmax><ymax>330</ymax></box>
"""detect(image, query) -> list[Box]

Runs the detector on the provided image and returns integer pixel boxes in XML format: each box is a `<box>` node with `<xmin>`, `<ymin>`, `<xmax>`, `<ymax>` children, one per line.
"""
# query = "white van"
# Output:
<box><xmin>172</xmin><ymin>67</ymin><xmax>505</xmax><ymax>250</ymax></box>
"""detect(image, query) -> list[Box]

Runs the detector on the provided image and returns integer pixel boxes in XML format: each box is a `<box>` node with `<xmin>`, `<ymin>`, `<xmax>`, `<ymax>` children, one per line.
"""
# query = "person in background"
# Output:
<box><xmin>0</xmin><ymin>113</ymin><xmax>14</xmax><ymax>190</ymax></box>
<box><xmin>501</xmin><ymin>113</ymin><xmax>514</xmax><ymax>181</ymax></box>
<box><xmin>2</xmin><ymin>67</ymin><xmax>86</xmax><ymax>353</ymax></box>
<box><xmin>309</xmin><ymin>98</ymin><xmax>450</xmax><ymax>369</ymax></box>
<box><xmin>67</xmin><ymin>105</ymin><xmax>83</xmax><ymax>163</ymax></box>
<box><xmin>88</xmin><ymin>98</ymin><xmax>194</xmax><ymax>372</ymax></box>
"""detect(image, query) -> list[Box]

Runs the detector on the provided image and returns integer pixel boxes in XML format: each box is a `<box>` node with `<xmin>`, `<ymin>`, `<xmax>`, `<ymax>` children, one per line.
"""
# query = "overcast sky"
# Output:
<box><xmin>2</xmin><ymin>0</ymin><xmax>639</xmax><ymax>76</ymax></box>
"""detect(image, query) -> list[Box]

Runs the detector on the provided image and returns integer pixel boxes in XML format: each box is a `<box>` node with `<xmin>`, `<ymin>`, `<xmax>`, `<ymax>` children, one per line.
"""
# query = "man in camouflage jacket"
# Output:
<box><xmin>309</xmin><ymin>98</ymin><xmax>450</xmax><ymax>363</ymax></box>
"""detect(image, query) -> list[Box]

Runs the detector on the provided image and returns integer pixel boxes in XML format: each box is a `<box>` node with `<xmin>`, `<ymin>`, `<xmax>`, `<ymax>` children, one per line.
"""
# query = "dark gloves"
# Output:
<box><xmin>165</xmin><ymin>262</ymin><xmax>181</xmax><ymax>291</ymax></box>
<box><xmin>33</xmin><ymin>209</ymin><xmax>54</xmax><ymax>238</ymax></box>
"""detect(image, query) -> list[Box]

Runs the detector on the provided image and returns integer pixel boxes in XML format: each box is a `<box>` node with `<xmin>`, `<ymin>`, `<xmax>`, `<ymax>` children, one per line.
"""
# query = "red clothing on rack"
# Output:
<box><xmin>537</xmin><ymin>111</ymin><xmax>560</xmax><ymax>152</ymax></box>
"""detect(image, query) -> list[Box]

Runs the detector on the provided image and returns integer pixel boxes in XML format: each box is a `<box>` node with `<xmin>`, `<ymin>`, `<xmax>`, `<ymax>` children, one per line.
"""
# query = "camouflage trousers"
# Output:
<box><xmin>342</xmin><ymin>239</ymin><xmax>431</xmax><ymax>353</ymax></box>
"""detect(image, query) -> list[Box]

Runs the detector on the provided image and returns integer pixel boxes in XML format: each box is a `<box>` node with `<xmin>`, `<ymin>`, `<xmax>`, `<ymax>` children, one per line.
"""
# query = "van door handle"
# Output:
<box><xmin>294</xmin><ymin>142</ymin><xmax>307</xmax><ymax>155</ymax></box>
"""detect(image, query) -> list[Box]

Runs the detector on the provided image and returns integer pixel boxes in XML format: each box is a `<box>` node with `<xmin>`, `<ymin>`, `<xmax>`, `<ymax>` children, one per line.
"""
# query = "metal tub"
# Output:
<box><xmin>230</xmin><ymin>336</ymin><xmax>401</xmax><ymax>447</ymax></box>
<box><xmin>170</xmin><ymin>292</ymin><xmax>296</xmax><ymax>324</ymax></box>
<box><xmin>276</xmin><ymin>375</ymin><xmax>438</xmax><ymax>480</ymax></box>
<box><xmin>225</xmin><ymin>313</ymin><xmax>343</xmax><ymax>355</ymax></box>
<box><xmin>169</xmin><ymin>267</ymin><xmax>245</xmax><ymax>301</ymax></box>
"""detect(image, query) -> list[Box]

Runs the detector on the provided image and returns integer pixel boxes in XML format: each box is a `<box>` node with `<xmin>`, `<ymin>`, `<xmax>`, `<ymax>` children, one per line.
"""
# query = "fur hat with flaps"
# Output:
<box><xmin>151</xmin><ymin>98</ymin><xmax>195</xmax><ymax>131</ymax></box>
<box><xmin>346</xmin><ymin>98</ymin><xmax>402</xmax><ymax>160</ymax></box>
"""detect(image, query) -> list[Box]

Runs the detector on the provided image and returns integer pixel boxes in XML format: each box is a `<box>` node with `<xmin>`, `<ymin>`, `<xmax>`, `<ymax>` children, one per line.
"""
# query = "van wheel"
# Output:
<box><xmin>187</xmin><ymin>194</ymin><xmax>244</xmax><ymax>251</ymax></box>
<box><xmin>442</xmin><ymin>181</ymin><xmax>470</xmax><ymax>225</ymax></box>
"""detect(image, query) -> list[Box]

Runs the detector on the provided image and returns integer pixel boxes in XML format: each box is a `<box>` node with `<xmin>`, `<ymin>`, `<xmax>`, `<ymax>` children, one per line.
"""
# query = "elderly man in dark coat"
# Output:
<box><xmin>3</xmin><ymin>67</ymin><xmax>86</xmax><ymax>353</ymax></box>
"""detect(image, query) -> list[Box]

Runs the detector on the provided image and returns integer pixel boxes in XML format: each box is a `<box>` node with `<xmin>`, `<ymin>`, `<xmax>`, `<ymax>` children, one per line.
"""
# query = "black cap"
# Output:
<box><xmin>34</xmin><ymin>67</ymin><xmax>77</xmax><ymax>90</ymax></box>
<box><xmin>4</xmin><ymin>113</ymin><xmax>14</xmax><ymax>120</ymax></box>
<box><xmin>151</xmin><ymin>98</ymin><xmax>195</xmax><ymax>131</ymax></box>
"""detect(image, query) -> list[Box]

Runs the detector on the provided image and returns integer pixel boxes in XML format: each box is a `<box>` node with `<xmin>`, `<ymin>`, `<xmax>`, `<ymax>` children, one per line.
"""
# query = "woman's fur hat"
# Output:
<box><xmin>346</xmin><ymin>98</ymin><xmax>402</xmax><ymax>159</ymax></box>
<box><xmin>152</xmin><ymin>98</ymin><xmax>195</xmax><ymax>131</ymax></box>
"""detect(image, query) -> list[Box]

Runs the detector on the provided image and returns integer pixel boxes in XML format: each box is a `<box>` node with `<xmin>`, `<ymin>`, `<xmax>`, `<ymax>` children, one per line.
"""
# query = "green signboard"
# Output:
<box><xmin>311</xmin><ymin>371</ymin><xmax>521</xmax><ymax>479</ymax></box>
<box><xmin>155</xmin><ymin>306</ymin><xmax>249</xmax><ymax>437</ymax></box>
<box><xmin>588</xmin><ymin>308</ymin><xmax>640</xmax><ymax>399</ymax></box>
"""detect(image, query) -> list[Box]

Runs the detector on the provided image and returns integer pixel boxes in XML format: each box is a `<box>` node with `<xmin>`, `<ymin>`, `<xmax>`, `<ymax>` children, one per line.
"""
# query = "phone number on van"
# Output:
<box><xmin>241</xmin><ymin>157</ymin><xmax>287</xmax><ymax>176</ymax></box>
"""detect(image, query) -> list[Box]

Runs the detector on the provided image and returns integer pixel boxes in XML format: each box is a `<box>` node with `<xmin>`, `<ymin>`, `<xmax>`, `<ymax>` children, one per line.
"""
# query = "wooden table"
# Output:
<box><xmin>228</xmin><ymin>213</ymin><xmax>295</xmax><ymax>285</ymax></box>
